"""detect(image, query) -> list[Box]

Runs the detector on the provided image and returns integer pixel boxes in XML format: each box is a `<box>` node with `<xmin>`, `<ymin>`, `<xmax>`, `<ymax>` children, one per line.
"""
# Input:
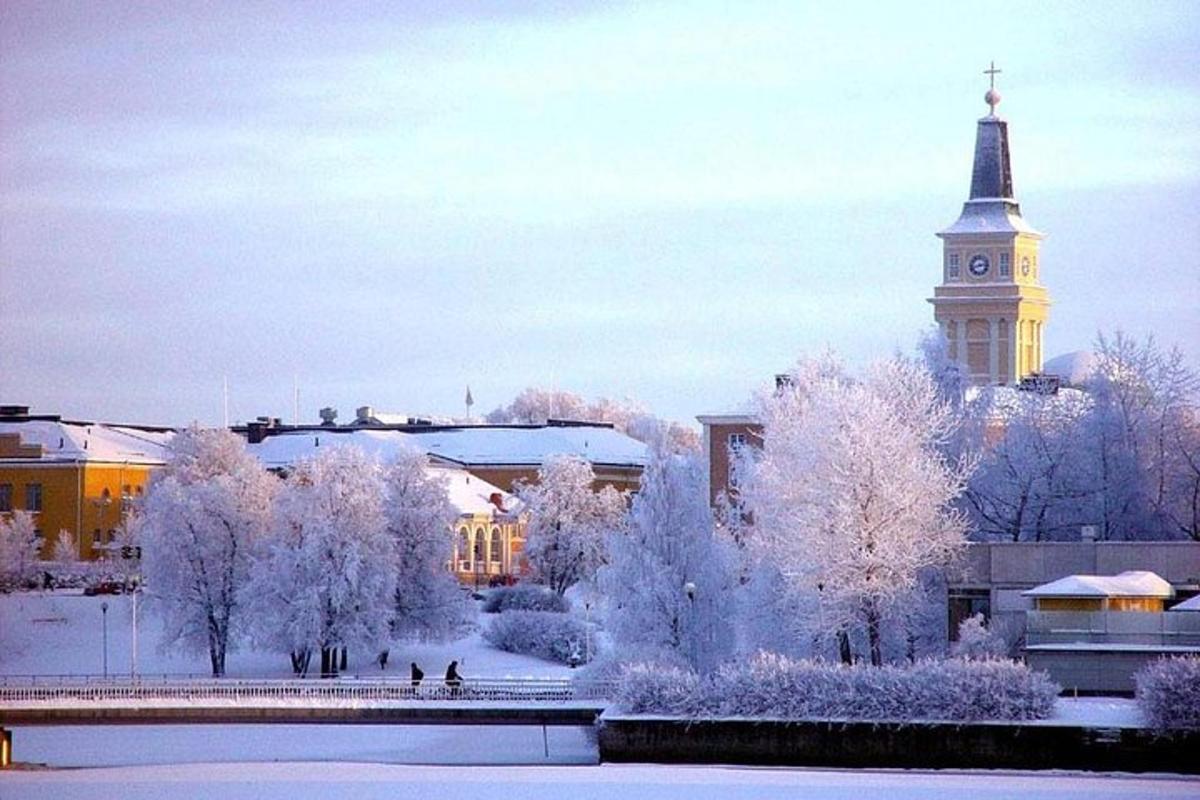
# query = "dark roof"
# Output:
<box><xmin>969</xmin><ymin>116</ymin><xmax>1014</xmax><ymax>200</ymax></box>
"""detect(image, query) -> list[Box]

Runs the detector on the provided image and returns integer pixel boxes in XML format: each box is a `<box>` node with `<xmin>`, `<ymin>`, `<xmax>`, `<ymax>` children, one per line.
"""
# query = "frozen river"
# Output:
<box><xmin>2</xmin><ymin>724</ymin><xmax>1195</xmax><ymax>800</ymax></box>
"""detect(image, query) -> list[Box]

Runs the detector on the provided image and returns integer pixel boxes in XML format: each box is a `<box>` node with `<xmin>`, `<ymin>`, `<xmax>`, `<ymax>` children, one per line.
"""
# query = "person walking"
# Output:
<box><xmin>445</xmin><ymin>660</ymin><xmax>463</xmax><ymax>695</ymax></box>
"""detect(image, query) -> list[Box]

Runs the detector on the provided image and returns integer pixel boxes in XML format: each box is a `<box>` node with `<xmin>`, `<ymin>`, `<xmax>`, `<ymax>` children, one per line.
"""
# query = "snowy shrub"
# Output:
<box><xmin>1136</xmin><ymin>656</ymin><xmax>1200</xmax><ymax>731</ymax></box>
<box><xmin>615</xmin><ymin>663</ymin><xmax>708</xmax><ymax>717</ymax></box>
<box><xmin>483</xmin><ymin>610</ymin><xmax>594</xmax><ymax>665</ymax></box>
<box><xmin>483</xmin><ymin>584</ymin><xmax>570</xmax><ymax>614</ymax></box>
<box><xmin>951</xmin><ymin>614</ymin><xmax>1008</xmax><ymax>659</ymax></box>
<box><xmin>615</xmin><ymin>653</ymin><xmax>1058</xmax><ymax>722</ymax></box>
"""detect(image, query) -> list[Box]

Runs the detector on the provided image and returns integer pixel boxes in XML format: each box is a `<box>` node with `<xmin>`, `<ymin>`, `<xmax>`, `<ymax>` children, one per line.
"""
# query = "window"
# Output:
<box><xmin>947</xmin><ymin>253</ymin><xmax>960</xmax><ymax>278</ymax></box>
<box><xmin>999</xmin><ymin>252</ymin><xmax>1010</xmax><ymax>277</ymax></box>
<box><xmin>728</xmin><ymin>433</ymin><xmax>747</xmax><ymax>451</ymax></box>
<box><xmin>25</xmin><ymin>483</ymin><xmax>42</xmax><ymax>512</ymax></box>
<box><xmin>0</xmin><ymin>484</ymin><xmax>11</xmax><ymax>512</ymax></box>
<box><xmin>948</xmin><ymin>589</ymin><xmax>991</xmax><ymax>640</ymax></box>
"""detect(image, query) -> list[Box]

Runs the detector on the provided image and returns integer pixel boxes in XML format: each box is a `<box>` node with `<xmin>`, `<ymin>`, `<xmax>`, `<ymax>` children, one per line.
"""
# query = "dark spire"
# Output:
<box><xmin>938</xmin><ymin>64</ymin><xmax>1041</xmax><ymax>238</ymax></box>
<box><xmin>970</xmin><ymin>62</ymin><xmax>1013</xmax><ymax>199</ymax></box>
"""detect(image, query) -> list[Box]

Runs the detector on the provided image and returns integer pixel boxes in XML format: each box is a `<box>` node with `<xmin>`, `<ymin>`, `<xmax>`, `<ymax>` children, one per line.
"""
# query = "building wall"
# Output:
<box><xmin>452</xmin><ymin>513</ymin><xmax>526</xmax><ymax>585</ymax></box>
<box><xmin>0</xmin><ymin>461</ymin><xmax>151</xmax><ymax>560</ymax></box>
<box><xmin>932</xmin><ymin>231</ymin><xmax>1050</xmax><ymax>385</ymax></box>
<box><xmin>697</xmin><ymin>418</ymin><xmax>762</xmax><ymax>507</ymax></box>
<box><xmin>463</xmin><ymin>465</ymin><xmax>642</xmax><ymax>495</ymax></box>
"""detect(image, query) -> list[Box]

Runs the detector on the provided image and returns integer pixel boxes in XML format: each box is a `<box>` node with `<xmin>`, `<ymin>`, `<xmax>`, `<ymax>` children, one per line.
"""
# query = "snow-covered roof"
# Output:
<box><xmin>248</xmin><ymin>429</ymin><xmax>426</xmax><ymax>469</ymax></box>
<box><xmin>1023</xmin><ymin>571</ymin><xmax>1174</xmax><ymax>599</ymax></box>
<box><xmin>245</xmin><ymin>431</ymin><xmax>518</xmax><ymax>518</ymax></box>
<box><xmin>431</xmin><ymin>466</ymin><xmax>521</xmax><ymax>517</ymax></box>
<box><xmin>965</xmin><ymin>384</ymin><xmax>1092</xmax><ymax>422</ymax></box>
<box><xmin>938</xmin><ymin>200</ymin><xmax>1044</xmax><ymax>237</ymax></box>
<box><xmin>0</xmin><ymin>420</ymin><xmax>173</xmax><ymax>465</ymax></box>
<box><xmin>1169</xmin><ymin>595</ymin><xmax>1200</xmax><ymax>612</ymax></box>
<box><xmin>1042</xmin><ymin>351</ymin><xmax>1098</xmax><ymax>386</ymax></box>
<box><xmin>248</xmin><ymin>425</ymin><xmax>648</xmax><ymax>470</ymax></box>
<box><xmin>409</xmin><ymin>426</ymin><xmax>649</xmax><ymax>468</ymax></box>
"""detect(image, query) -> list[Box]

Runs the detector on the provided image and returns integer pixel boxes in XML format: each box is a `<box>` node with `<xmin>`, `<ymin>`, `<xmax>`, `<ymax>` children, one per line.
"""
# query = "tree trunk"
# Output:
<box><xmin>320</xmin><ymin>647</ymin><xmax>332</xmax><ymax>678</ymax></box>
<box><xmin>864</xmin><ymin>600</ymin><xmax>883</xmax><ymax>667</ymax></box>
<box><xmin>340</xmin><ymin>647</ymin><xmax>348</xmax><ymax>672</ymax></box>
<box><xmin>837</xmin><ymin>630</ymin><xmax>852</xmax><ymax>665</ymax></box>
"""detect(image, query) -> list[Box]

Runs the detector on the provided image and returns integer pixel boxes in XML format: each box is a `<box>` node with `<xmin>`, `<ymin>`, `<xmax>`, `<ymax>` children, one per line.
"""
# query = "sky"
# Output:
<box><xmin>2</xmin><ymin>0</ymin><xmax>1197</xmax><ymax>428</ymax></box>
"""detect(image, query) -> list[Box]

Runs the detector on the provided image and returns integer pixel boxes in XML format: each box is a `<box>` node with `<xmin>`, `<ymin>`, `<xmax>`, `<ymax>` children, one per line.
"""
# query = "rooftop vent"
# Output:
<box><xmin>0</xmin><ymin>405</ymin><xmax>31</xmax><ymax>417</ymax></box>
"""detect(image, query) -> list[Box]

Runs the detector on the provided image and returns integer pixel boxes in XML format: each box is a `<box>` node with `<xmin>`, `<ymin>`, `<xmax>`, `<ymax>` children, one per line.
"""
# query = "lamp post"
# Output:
<box><xmin>100</xmin><ymin>601</ymin><xmax>108</xmax><ymax>678</ymax></box>
<box><xmin>683</xmin><ymin>581</ymin><xmax>697</xmax><ymax>672</ymax></box>
<box><xmin>584</xmin><ymin>600</ymin><xmax>592</xmax><ymax>664</ymax></box>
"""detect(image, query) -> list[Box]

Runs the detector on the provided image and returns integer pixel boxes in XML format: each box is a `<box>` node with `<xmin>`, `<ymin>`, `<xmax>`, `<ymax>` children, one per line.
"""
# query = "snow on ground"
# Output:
<box><xmin>0</xmin><ymin>590</ymin><xmax>572</xmax><ymax>680</ymax></box>
<box><xmin>6</xmin><ymin>723</ymin><xmax>598</xmax><ymax>768</ymax></box>
<box><xmin>1</xmin><ymin>763</ymin><xmax>1196</xmax><ymax>800</ymax></box>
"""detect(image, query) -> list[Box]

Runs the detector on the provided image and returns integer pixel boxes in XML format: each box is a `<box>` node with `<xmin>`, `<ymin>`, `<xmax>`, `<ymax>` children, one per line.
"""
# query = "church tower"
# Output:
<box><xmin>930</xmin><ymin>65</ymin><xmax>1050</xmax><ymax>386</ymax></box>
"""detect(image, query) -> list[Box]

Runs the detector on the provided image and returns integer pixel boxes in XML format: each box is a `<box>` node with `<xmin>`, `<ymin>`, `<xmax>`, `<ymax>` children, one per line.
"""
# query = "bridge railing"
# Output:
<box><xmin>0</xmin><ymin>675</ymin><xmax>615</xmax><ymax>705</ymax></box>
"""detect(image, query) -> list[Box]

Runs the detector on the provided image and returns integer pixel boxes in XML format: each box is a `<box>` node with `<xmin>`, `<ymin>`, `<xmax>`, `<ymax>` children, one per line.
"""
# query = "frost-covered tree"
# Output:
<box><xmin>742</xmin><ymin>355</ymin><xmax>971</xmax><ymax>665</ymax></box>
<box><xmin>383</xmin><ymin>449</ymin><xmax>472</xmax><ymax>642</ymax></box>
<box><xmin>600</xmin><ymin>446</ymin><xmax>734</xmax><ymax>674</ymax></box>
<box><xmin>1081</xmin><ymin>332</ymin><xmax>1199</xmax><ymax>540</ymax></box>
<box><xmin>139</xmin><ymin>427</ymin><xmax>275</xmax><ymax>676</ymax></box>
<box><xmin>0</xmin><ymin>510</ymin><xmax>42</xmax><ymax>589</ymax></box>
<box><xmin>52</xmin><ymin>530</ymin><xmax>79</xmax><ymax>566</ymax></box>
<box><xmin>486</xmin><ymin>387</ymin><xmax>700</xmax><ymax>453</ymax></box>
<box><xmin>951</xmin><ymin>613</ymin><xmax>1007</xmax><ymax>659</ymax></box>
<box><xmin>517</xmin><ymin>455</ymin><xmax>626</xmax><ymax>596</ymax></box>
<box><xmin>963</xmin><ymin>390</ymin><xmax>1095</xmax><ymax>541</ymax></box>
<box><xmin>249</xmin><ymin>445</ymin><xmax>395</xmax><ymax>677</ymax></box>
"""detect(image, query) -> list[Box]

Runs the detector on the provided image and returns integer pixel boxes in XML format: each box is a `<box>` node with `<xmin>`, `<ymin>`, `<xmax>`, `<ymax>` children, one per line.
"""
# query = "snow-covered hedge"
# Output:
<box><xmin>483</xmin><ymin>610</ymin><xmax>593</xmax><ymax>664</ymax></box>
<box><xmin>1136</xmin><ymin>656</ymin><xmax>1200</xmax><ymax>731</ymax></box>
<box><xmin>616</xmin><ymin>653</ymin><xmax>1059</xmax><ymax>722</ymax></box>
<box><xmin>482</xmin><ymin>584</ymin><xmax>570</xmax><ymax>614</ymax></box>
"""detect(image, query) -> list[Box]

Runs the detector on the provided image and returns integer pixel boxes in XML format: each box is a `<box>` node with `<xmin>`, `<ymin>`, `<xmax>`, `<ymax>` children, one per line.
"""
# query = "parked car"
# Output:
<box><xmin>83</xmin><ymin>581</ymin><xmax>125</xmax><ymax>596</ymax></box>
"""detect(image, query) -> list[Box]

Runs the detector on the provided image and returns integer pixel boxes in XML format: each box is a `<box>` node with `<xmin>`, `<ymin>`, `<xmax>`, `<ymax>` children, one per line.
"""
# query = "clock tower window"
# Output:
<box><xmin>947</xmin><ymin>253</ymin><xmax>960</xmax><ymax>279</ymax></box>
<box><xmin>999</xmin><ymin>252</ymin><xmax>1010</xmax><ymax>277</ymax></box>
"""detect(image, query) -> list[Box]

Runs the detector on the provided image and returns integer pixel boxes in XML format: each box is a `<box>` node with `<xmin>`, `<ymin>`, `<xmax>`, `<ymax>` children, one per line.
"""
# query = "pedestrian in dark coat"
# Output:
<box><xmin>411</xmin><ymin>662</ymin><xmax>424</xmax><ymax>688</ymax></box>
<box><xmin>445</xmin><ymin>660</ymin><xmax>463</xmax><ymax>694</ymax></box>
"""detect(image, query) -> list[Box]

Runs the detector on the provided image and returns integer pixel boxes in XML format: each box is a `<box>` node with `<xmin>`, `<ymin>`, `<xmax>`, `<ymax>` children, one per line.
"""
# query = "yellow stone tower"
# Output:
<box><xmin>930</xmin><ymin>65</ymin><xmax>1050</xmax><ymax>386</ymax></box>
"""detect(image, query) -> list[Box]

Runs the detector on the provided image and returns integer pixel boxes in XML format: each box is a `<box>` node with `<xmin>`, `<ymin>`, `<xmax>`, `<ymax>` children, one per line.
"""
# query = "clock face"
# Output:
<box><xmin>1021</xmin><ymin>256</ymin><xmax>1031</xmax><ymax>277</ymax></box>
<box><xmin>968</xmin><ymin>254</ymin><xmax>990</xmax><ymax>277</ymax></box>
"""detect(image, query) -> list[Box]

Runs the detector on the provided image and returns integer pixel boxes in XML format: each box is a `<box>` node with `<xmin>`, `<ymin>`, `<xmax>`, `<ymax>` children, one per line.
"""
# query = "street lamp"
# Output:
<box><xmin>100</xmin><ymin>601</ymin><xmax>108</xmax><ymax>678</ymax></box>
<box><xmin>683</xmin><ymin>582</ymin><xmax>698</xmax><ymax>672</ymax></box>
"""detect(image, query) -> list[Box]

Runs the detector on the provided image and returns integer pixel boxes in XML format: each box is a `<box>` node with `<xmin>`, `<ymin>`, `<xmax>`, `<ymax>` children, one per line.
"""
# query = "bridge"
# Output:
<box><xmin>0</xmin><ymin>675</ymin><xmax>614</xmax><ymax>763</ymax></box>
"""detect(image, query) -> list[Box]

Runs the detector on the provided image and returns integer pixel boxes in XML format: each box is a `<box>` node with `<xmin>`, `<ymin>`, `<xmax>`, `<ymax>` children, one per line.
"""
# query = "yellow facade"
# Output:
<box><xmin>0</xmin><ymin>460</ymin><xmax>152</xmax><ymax>560</ymax></box>
<box><xmin>452</xmin><ymin>513</ymin><xmax>526</xmax><ymax>586</ymax></box>
<box><xmin>932</xmin><ymin>231</ymin><xmax>1052</xmax><ymax>385</ymax></box>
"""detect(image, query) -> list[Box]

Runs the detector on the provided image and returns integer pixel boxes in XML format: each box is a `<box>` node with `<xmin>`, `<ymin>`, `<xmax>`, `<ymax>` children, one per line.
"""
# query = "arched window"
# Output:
<box><xmin>458</xmin><ymin>528</ymin><xmax>469</xmax><ymax>565</ymax></box>
<box><xmin>474</xmin><ymin>528</ymin><xmax>485</xmax><ymax>563</ymax></box>
<box><xmin>490</xmin><ymin>528</ymin><xmax>502</xmax><ymax>570</ymax></box>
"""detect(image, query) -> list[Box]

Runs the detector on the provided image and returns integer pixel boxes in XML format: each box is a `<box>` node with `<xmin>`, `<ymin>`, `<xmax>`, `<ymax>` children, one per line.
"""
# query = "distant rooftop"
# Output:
<box><xmin>1023</xmin><ymin>571</ymin><xmax>1175</xmax><ymax>600</ymax></box>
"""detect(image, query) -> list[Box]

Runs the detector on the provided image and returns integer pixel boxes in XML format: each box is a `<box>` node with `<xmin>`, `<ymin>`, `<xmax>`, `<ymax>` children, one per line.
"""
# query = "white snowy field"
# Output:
<box><xmin>0</xmin><ymin>590</ymin><xmax>571</xmax><ymax>680</ymax></box>
<box><xmin>2</xmin><ymin>763</ymin><xmax>1197</xmax><ymax>800</ymax></box>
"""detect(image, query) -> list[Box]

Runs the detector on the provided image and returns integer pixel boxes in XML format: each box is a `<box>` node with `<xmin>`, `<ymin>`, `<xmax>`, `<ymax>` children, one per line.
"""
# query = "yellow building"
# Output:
<box><xmin>0</xmin><ymin>406</ymin><xmax>172</xmax><ymax>560</ymax></box>
<box><xmin>930</xmin><ymin>74</ymin><xmax>1051</xmax><ymax>386</ymax></box>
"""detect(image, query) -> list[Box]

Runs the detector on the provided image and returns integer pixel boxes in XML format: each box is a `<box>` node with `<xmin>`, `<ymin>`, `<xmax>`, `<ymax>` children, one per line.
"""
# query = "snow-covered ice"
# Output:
<box><xmin>2</xmin><ymin>762</ymin><xmax>1196</xmax><ymax>800</ymax></box>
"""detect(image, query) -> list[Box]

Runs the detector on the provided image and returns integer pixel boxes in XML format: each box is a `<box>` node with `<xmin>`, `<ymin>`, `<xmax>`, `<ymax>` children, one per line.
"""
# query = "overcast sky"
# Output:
<box><xmin>2</xmin><ymin>1</ymin><xmax>1197</xmax><ymax>427</ymax></box>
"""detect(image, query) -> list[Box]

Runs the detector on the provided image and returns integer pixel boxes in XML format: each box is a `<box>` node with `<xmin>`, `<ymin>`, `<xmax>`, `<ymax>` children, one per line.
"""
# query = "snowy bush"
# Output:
<box><xmin>950</xmin><ymin>614</ymin><xmax>1008</xmax><ymax>659</ymax></box>
<box><xmin>483</xmin><ymin>610</ymin><xmax>594</xmax><ymax>665</ymax></box>
<box><xmin>615</xmin><ymin>653</ymin><xmax>1059</xmax><ymax>722</ymax></box>
<box><xmin>1136</xmin><ymin>656</ymin><xmax>1200</xmax><ymax>731</ymax></box>
<box><xmin>616</xmin><ymin>663</ymin><xmax>706</xmax><ymax>716</ymax></box>
<box><xmin>483</xmin><ymin>584</ymin><xmax>570</xmax><ymax>614</ymax></box>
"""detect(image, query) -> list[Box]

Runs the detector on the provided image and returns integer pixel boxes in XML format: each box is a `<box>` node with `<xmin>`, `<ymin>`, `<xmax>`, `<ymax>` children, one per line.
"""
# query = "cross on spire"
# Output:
<box><xmin>984</xmin><ymin>61</ymin><xmax>1002</xmax><ymax>90</ymax></box>
<box><xmin>983</xmin><ymin>61</ymin><xmax>1002</xmax><ymax>115</ymax></box>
